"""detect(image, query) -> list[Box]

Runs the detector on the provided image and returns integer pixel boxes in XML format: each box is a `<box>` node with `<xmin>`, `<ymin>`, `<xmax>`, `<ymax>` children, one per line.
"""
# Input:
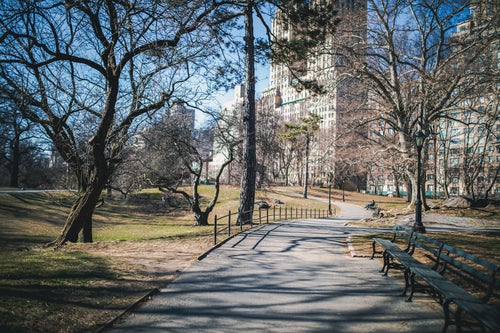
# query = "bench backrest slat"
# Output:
<box><xmin>392</xmin><ymin>225</ymin><xmax>414</xmax><ymax>253</ymax></box>
<box><xmin>439</xmin><ymin>244</ymin><xmax>499</xmax><ymax>301</ymax></box>
<box><xmin>413</xmin><ymin>233</ymin><xmax>444</xmax><ymax>256</ymax></box>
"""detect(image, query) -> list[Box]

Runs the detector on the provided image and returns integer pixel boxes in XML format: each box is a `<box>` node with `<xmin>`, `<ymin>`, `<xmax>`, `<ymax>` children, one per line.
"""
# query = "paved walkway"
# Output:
<box><xmin>111</xmin><ymin>202</ymin><xmax>443</xmax><ymax>332</ymax></box>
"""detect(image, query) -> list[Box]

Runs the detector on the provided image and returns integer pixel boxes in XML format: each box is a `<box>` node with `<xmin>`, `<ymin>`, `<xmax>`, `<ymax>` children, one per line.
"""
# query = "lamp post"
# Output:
<box><xmin>342</xmin><ymin>180</ymin><xmax>345</xmax><ymax>202</ymax></box>
<box><xmin>413</xmin><ymin>130</ymin><xmax>426</xmax><ymax>233</ymax></box>
<box><xmin>328</xmin><ymin>180</ymin><xmax>332</xmax><ymax>215</ymax></box>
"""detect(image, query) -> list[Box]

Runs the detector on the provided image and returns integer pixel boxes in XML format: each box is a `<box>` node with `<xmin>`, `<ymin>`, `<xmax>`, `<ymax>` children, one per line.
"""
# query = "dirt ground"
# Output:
<box><xmin>71</xmin><ymin>213</ymin><xmax>499</xmax><ymax>333</ymax></box>
<box><xmin>7</xmin><ymin>206</ymin><xmax>499</xmax><ymax>333</ymax></box>
<box><xmin>30</xmin><ymin>237</ymin><xmax>214</xmax><ymax>333</ymax></box>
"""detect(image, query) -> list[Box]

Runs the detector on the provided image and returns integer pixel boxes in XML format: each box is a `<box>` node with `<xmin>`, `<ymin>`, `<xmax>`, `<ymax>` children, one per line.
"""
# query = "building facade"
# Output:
<box><xmin>367</xmin><ymin>1</ymin><xmax>499</xmax><ymax>199</ymax></box>
<box><xmin>269</xmin><ymin>0</ymin><xmax>368</xmax><ymax>186</ymax></box>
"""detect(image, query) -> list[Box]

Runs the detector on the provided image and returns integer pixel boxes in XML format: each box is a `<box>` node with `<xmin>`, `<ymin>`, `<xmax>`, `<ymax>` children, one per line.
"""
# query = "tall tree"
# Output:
<box><xmin>329</xmin><ymin>0</ymin><xmax>498</xmax><ymax>207</ymax></box>
<box><xmin>237</xmin><ymin>0</ymin><xmax>257</xmax><ymax>225</ymax></box>
<box><xmin>0</xmin><ymin>0</ymin><xmax>230</xmax><ymax>246</ymax></box>
<box><xmin>281</xmin><ymin>112</ymin><xmax>322</xmax><ymax>198</ymax></box>
<box><xmin>0</xmin><ymin>103</ymin><xmax>35</xmax><ymax>187</ymax></box>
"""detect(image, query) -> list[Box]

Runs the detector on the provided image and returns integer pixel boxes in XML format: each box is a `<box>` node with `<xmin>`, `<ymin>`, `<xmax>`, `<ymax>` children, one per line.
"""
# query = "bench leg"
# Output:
<box><xmin>441</xmin><ymin>299</ymin><xmax>452</xmax><ymax>333</ymax></box>
<box><xmin>371</xmin><ymin>241</ymin><xmax>378</xmax><ymax>259</ymax></box>
<box><xmin>401</xmin><ymin>268</ymin><xmax>410</xmax><ymax>297</ymax></box>
<box><xmin>380</xmin><ymin>250</ymin><xmax>388</xmax><ymax>274</ymax></box>
<box><xmin>405</xmin><ymin>272</ymin><xmax>416</xmax><ymax>302</ymax></box>
<box><xmin>455</xmin><ymin>306</ymin><xmax>463</xmax><ymax>333</ymax></box>
<box><xmin>383</xmin><ymin>252</ymin><xmax>395</xmax><ymax>276</ymax></box>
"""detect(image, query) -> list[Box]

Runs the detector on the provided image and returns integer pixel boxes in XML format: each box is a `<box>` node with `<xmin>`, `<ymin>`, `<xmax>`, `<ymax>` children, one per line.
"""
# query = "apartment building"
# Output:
<box><xmin>270</xmin><ymin>0</ymin><xmax>368</xmax><ymax>186</ymax></box>
<box><xmin>367</xmin><ymin>1</ymin><xmax>499</xmax><ymax>199</ymax></box>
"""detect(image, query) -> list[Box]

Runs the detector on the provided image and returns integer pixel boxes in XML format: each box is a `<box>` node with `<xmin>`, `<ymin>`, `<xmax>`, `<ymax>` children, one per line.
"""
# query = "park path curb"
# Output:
<box><xmin>96</xmin><ymin>288</ymin><xmax>160</xmax><ymax>333</ymax></box>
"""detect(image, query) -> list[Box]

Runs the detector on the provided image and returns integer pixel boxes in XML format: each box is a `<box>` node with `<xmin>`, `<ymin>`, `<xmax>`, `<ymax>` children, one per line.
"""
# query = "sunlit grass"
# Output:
<box><xmin>350</xmin><ymin>231</ymin><xmax>500</xmax><ymax>265</ymax></box>
<box><xmin>94</xmin><ymin>224</ymin><xmax>212</xmax><ymax>241</ymax></box>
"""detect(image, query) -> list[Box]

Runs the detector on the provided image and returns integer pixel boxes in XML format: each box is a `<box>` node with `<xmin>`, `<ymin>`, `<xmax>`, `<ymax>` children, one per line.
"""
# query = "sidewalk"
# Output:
<box><xmin>111</xmin><ymin>204</ymin><xmax>443</xmax><ymax>332</ymax></box>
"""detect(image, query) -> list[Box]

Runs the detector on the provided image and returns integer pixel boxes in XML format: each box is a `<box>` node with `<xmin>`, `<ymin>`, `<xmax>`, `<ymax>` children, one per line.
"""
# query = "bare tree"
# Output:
<box><xmin>329</xmin><ymin>0</ymin><xmax>498</xmax><ymax>208</ymax></box>
<box><xmin>255</xmin><ymin>93</ymin><xmax>282</xmax><ymax>188</ymax></box>
<box><xmin>236</xmin><ymin>0</ymin><xmax>257</xmax><ymax>225</ymax></box>
<box><xmin>436</xmin><ymin>97</ymin><xmax>499</xmax><ymax>202</ymax></box>
<box><xmin>0</xmin><ymin>0</ymin><xmax>231</xmax><ymax>246</ymax></box>
<box><xmin>0</xmin><ymin>102</ymin><xmax>36</xmax><ymax>187</ymax></box>
<box><xmin>280</xmin><ymin>112</ymin><xmax>322</xmax><ymax>198</ymax></box>
<box><xmin>147</xmin><ymin>110</ymin><xmax>237</xmax><ymax>226</ymax></box>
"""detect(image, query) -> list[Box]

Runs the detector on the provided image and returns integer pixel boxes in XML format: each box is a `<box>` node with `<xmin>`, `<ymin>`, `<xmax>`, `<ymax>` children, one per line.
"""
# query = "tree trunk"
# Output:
<box><xmin>9</xmin><ymin>135</ymin><xmax>20</xmax><ymax>188</ymax></box>
<box><xmin>48</xmin><ymin>176</ymin><xmax>105</xmax><ymax>246</ymax></box>
<box><xmin>48</xmin><ymin>141</ymin><xmax>109</xmax><ymax>247</ymax></box>
<box><xmin>303</xmin><ymin>136</ymin><xmax>310</xmax><ymax>199</ymax></box>
<box><xmin>237</xmin><ymin>0</ymin><xmax>257</xmax><ymax>225</ymax></box>
<box><xmin>194</xmin><ymin>210</ymin><xmax>210</xmax><ymax>226</ymax></box>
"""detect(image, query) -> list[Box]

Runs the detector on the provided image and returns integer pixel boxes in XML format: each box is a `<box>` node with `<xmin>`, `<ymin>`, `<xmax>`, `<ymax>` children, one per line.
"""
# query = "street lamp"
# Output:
<box><xmin>342</xmin><ymin>180</ymin><xmax>345</xmax><ymax>202</ymax></box>
<box><xmin>413</xmin><ymin>130</ymin><xmax>426</xmax><ymax>233</ymax></box>
<box><xmin>328</xmin><ymin>180</ymin><xmax>332</xmax><ymax>215</ymax></box>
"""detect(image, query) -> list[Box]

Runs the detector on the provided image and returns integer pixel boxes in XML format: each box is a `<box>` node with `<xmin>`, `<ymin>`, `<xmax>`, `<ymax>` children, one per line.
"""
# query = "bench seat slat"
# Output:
<box><xmin>411</xmin><ymin>267</ymin><xmax>478</xmax><ymax>303</ymax></box>
<box><xmin>412</xmin><ymin>258</ymin><xmax>500</xmax><ymax>332</ymax></box>
<box><xmin>459</xmin><ymin>300</ymin><xmax>500</xmax><ymax>332</ymax></box>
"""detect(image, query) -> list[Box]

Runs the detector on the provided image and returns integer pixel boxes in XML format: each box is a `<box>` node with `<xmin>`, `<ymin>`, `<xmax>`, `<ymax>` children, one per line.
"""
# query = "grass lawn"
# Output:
<box><xmin>0</xmin><ymin>185</ymin><xmax>331</xmax><ymax>332</ymax></box>
<box><xmin>0</xmin><ymin>185</ymin><xmax>498</xmax><ymax>332</ymax></box>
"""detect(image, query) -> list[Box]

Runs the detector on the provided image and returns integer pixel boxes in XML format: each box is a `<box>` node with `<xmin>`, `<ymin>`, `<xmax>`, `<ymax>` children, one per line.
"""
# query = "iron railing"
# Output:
<box><xmin>213</xmin><ymin>206</ymin><xmax>334</xmax><ymax>245</ymax></box>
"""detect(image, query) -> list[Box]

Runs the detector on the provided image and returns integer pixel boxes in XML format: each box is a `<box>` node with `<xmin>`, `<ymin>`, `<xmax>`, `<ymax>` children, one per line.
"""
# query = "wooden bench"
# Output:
<box><xmin>408</xmin><ymin>243</ymin><xmax>500</xmax><ymax>333</ymax></box>
<box><xmin>372</xmin><ymin>225</ymin><xmax>445</xmax><ymax>297</ymax></box>
<box><xmin>372</xmin><ymin>225</ymin><xmax>500</xmax><ymax>332</ymax></box>
<box><xmin>371</xmin><ymin>224</ymin><xmax>413</xmax><ymax>272</ymax></box>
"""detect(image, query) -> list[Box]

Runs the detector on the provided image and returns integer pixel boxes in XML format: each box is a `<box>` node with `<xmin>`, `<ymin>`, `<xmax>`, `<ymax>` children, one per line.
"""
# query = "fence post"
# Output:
<box><xmin>285</xmin><ymin>206</ymin><xmax>287</xmax><ymax>220</ymax></box>
<box><xmin>240</xmin><ymin>212</ymin><xmax>243</xmax><ymax>231</ymax></box>
<box><xmin>259</xmin><ymin>208</ymin><xmax>262</xmax><ymax>225</ymax></box>
<box><xmin>228</xmin><ymin>210</ymin><xmax>231</xmax><ymax>236</ymax></box>
<box><xmin>266</xmin><ymin>208</ymin><xmax>269</xmax><ymax>224</ymax></box>
<box><xmin>273</xmin><ymin>205</ymin><xmax>276</xmax><ymax>222</ymax></box>
<box><xmin>214</xmin><ymin>214</ymin><xmax>217</xmax><ymax>245</ymax></box>
<box><xmin>279</xmin><ymin>207</ymin><xmax>282</xmax><ymax>220</ymax></box>
<box><xmin>290</xmin><ymin>206</ymin><xmax>292</xmax><ymax>220</ymax></box>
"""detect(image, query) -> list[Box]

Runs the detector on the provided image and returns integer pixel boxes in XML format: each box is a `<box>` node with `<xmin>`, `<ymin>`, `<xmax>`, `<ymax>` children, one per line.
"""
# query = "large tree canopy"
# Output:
<box><xmin>0</xmin><ymin>0</ymin><xmax>235</xmax><ymax>246</ymax></box>
<box><xmin>318</xmin><ymin>0</ymin><xmax>498</xmax><ymax>205</ymax></box>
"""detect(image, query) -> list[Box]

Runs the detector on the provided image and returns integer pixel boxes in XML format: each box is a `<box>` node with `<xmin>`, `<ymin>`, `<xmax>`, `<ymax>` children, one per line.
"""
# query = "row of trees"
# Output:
<box><xmin>0</xmin><ymin>0</ymin><xmax>248</xmax><ymax>245</ymax></box>
<box><xmin>0</xmin><ymin>0</ymin><xmax>497</xmax><ymax>245</ymax></box>
<box><xmin>233</xmin><ymin>0</ymin><xmax>498</xmax><ymax>207</ymax></box>
<box><xmin>0</xmin><ymin>0</ymin><xmax>339</xmax><ymax>245</ymax></box>
<box><xmin>291</xmin><ymin>0</ymin><xmax>499</xmax><ymax>207</ymax></box>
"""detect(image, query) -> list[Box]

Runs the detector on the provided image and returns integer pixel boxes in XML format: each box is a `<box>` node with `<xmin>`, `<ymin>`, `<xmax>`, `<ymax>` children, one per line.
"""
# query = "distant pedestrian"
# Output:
<box><xmin>365</xmin><ymin>200</ymin><xmax>375</xmax><ymax>209</ymax></box>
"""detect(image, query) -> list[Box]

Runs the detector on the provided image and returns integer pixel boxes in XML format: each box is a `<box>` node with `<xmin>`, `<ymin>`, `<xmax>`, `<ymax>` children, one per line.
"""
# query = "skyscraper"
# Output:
<box><xmin>269</xmin><ymin>0</ymin><xmax>368</xmax><ymax>186</ymax></box>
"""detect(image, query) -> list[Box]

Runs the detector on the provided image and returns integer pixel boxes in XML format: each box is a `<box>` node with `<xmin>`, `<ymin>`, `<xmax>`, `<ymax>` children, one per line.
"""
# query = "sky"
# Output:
<box><xmin>195</xmin><ymin>8</ymin><xmax>273</xmax><ymax>127</ymax></box>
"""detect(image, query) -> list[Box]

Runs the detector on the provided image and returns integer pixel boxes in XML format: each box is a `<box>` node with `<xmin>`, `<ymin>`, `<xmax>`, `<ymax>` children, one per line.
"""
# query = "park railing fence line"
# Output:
<box><xmin>213</xmin><ymin>206</ymin><xmax>335</xmax><ymax>245</ymax></box>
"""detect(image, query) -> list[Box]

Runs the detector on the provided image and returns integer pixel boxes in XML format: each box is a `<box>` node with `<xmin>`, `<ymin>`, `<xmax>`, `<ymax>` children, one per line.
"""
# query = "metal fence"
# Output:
<box><xmin>213</xmin><ymin>206</ymin><xmax>334</xmax><ymax>245</ymax></box>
